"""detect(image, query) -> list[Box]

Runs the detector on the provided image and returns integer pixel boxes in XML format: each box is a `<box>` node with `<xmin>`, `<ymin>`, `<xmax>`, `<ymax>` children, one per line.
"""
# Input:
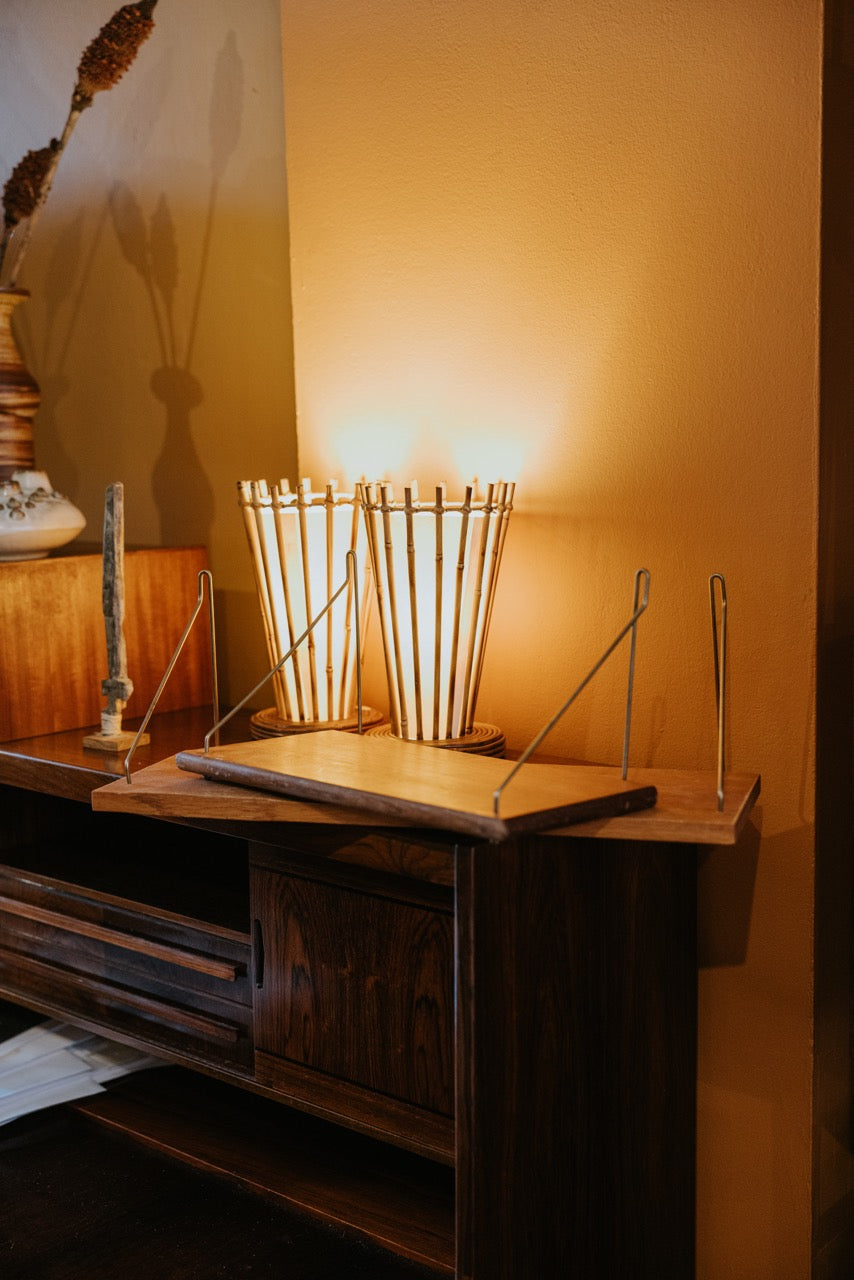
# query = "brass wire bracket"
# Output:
<box><xmin>709</xmin><ymin>572</ymin><xmax>727</xmax><ymax>812</ymax></box>
<box><xmin>493</xmin><ymin>568</ymin><xmax>651</xmax><ymax>818</ymax></box>
<box><xmin>202</xmin><ymin>548</ymin><xmax>364</xmax><ymax>754</ymax></box>
<box><xmin>123</xmin><ymin>569</ymin><xmax>219</xmax><ymax>783</ymax></box>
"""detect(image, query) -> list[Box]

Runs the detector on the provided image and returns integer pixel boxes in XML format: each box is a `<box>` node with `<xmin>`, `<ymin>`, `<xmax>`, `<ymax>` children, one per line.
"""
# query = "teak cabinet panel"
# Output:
<box><xmin>0</xmin><ymin>850</ymin><xmax>253</xmax><ymax>1076</ymax></box>
<box><xmin>251</xmin><ymin>860</ymin><xmax>454</xmax><ymax>1120</ymax></box>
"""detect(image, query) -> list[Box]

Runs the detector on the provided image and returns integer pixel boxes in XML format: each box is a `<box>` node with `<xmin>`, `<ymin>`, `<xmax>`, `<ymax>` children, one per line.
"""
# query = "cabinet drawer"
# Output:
<box><xmin>0</xmin><ymin>868</ymin><xmax>253</xmax><ymax>1074</ymax></box>
<box><xmin>251</xmin><ymin>863</ymin><xmax>454</xmax><ymax>1146</ymax></box>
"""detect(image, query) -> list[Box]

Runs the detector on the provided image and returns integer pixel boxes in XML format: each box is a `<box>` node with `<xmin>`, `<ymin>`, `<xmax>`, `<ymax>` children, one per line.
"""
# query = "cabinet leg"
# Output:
<box><xmin>455</xmin><ymin>836</ymin><xmax>697</xmax><ymax>1279</ymax></box>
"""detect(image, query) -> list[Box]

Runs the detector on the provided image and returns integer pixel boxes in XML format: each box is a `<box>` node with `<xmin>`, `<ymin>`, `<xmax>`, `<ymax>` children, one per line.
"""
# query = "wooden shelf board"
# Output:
<box><xmin>93</xmin><ymin>752</ymin><xmax>408</xmax><ymax>827</ymax></box>
<box><xmin>72</xmin><ymin>1067</ymin><xmax>455</xmax><ymax>1274</ymax></box>
<box><xmin>550</xmin><ymin>767</ymin><xmax>761</xmax><ymax>845</ymax></box>
<box><xmin>177</xmin><ymin>731</ymin><xmax>659</xmax><ymax>840</ymax></box>
<box><xmin>94</xmin><ymin>744</ymin><xmax>760</xmax><ymax>846</ymax></box>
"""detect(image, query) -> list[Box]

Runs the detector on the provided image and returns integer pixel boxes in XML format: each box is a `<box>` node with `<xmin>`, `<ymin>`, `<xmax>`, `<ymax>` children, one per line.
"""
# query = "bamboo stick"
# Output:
<box><xmin>238</xmin><ymin>484</ymin><xmax>284</xmax><ymax>714</ymax></box>
<box><xmin>270</xmin><ymin>482</ymin><xmax>307</xmax><ymax>721</ymax></box>
<box><xmin>432</xmin><ymin>485</ymin><xmax>445</xmax><ymax>740</ymax></box>
<box><xmin>404</xmin><ymin>484</ymin><xmax>424</xmax><ymax>739</ymax></box>
<box><xmin>297</xmin><ymin>481</ymin><xmax>320</xmax><ymax>718</ymax></box>
<box><xmin>250</xmin><ymin>481</ymin><xmax>293</xmax><ymax>721</ymax></box>
<box><xmin>469</xmin><ymin>481</ymin><xmax>515</xmax><ymax>724</ymax></box>
<box><xmin>380</xmin><ymin>482</ymin><xmax>410</xmax><ymax>738</ymax></box>
<box><xmin>358</xmin><ymin>529</ymin><xmax>374</xmax><ymax>687</ymax></box>
<box><xmin>444</xmin><ymin>486</ymin><xmax>472</xmax><ymax>738</ymax></box>
<box><xmin>360</xmin><ymin>483</ymin><xmax>401</xmax><ymax>734</ymax></box>
<box><xmin>252</xmin><ymin>483</ymin><xmax>290</xmax><ymax>719</ymax></box>
<box><xmin>467</xmin><ymin>483</ymin><xmax>508</xmax><ymax>731</ymax></box>
<box><xmin>459</xmin><ymin>482</ymin><xmax>494</xmax><ymax>734</ymax></box>
<box><xmin>464</xmin><ymin>483</ymin><xmax>502</xmax><ymax>731</ymax></box>
<box><xmin>337</xmin><ymin>496</ymin><xmax>360</xmax><ymax>718</ymax></box>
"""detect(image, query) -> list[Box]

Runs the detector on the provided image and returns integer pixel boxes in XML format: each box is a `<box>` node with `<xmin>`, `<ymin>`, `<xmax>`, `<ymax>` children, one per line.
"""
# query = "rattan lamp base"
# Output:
<box><xmin>364</xmin><ymin>721</ymin><xmax>505</xmax><ymax>757</ymax></box>
<box><xmin>250</xmin><ymin>706</ymin><xmax>384</xmax><ymax>739</ymax></box>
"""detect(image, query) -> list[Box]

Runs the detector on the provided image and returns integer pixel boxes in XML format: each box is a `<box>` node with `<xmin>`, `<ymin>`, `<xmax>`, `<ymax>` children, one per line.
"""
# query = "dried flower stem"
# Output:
<box><xmin>5</xmin><ymin>107</ymin><xmax>84</xmax><ymax>288</ymax></box>
<box><xmin>1</xmin><ymin>1</ymin><xmax>158</xmax><ymax>289</ymax></box>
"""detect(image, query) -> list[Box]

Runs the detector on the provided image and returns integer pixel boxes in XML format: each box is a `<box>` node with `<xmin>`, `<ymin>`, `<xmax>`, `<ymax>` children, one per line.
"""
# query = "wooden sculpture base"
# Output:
<box><xmin>82</xmin><ymin>729</ymin><xmax>150</xmax><ymax>753</ymax></box>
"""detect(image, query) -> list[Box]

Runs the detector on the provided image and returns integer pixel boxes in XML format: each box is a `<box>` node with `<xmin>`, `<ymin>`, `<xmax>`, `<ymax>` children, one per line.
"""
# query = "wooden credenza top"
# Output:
<box><xmin>0</xmin><ymin>707</ymin><xmax>760</xmax><ymax>846</ymax></box>
<box><xmin>0</xmin><ymin>705</ymin><xmax>237</xmax><ymax>805</ymax></box>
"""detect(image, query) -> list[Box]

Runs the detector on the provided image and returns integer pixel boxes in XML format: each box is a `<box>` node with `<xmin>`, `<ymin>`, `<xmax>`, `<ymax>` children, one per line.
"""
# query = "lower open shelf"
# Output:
<box><xmin>71</xmin><ymin>1064</ymin><xmax>456</xmax><ymax>1275</ymax></box>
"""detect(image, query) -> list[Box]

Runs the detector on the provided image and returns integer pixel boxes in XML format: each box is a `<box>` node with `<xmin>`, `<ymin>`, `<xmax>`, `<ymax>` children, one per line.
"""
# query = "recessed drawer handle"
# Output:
<box><xmin>253</xmin><ymin>918</ymin><xmax>265</xmax><ymax>989</ymax></box>
<box><xmin>0</xmin><ymin>895</ymin><xmax>241</xmax><ymax>982</ymax></box>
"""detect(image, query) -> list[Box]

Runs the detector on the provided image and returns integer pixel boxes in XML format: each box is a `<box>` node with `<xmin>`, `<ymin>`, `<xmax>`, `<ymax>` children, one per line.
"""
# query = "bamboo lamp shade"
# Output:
<box><xmin>358</xmin><ymin>480</ymin><xmax>514</xmax><ymax>753</ymax></box>
<box><xmin>238</xmin><ymin>479</ymin><xmax>378</xmax><ymax>736</ymax></box>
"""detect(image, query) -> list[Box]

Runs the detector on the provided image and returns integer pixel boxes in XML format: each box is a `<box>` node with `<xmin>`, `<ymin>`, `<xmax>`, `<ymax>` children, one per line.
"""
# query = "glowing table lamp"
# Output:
<box><xmin>358</xmin><ymin>479</ymin><xmax>514</xmax><ymax>755</ymax></box>
<box><xmin>238</xmin><ymin>478</ymin><xmax>380</xmax><ymax>738</ymax></box>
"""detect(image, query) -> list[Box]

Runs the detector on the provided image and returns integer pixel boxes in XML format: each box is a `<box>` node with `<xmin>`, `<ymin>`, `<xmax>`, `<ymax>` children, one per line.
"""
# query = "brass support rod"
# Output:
<box><xmin>203</xmin><ymin>550</ymin><xmax>361</xmax><ymax>753</ymax></box>
<box><xmin>493</xmin><ymin>569</ymin><xmax>651</xmax><ymax>817</ymax></box>
<box><xmin>709</xmin><ymin>572</ymin><xmax>727</xmax><ymax>812</ymax></box>
<box><xmin>621</xmin><ymin>566</ymin><xmax>648</xmax><ymax>780</ymax></box>
<box><xmin>123</xmin><ymin>569</ymin><xmax>218</xmax><ymax>783</ymax></box>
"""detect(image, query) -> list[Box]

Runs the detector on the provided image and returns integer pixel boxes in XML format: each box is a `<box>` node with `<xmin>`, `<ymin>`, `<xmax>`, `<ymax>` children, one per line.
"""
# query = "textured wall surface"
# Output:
<box><xmin>0</xmin><ymin>0</ymin><xmax>297</xmax><ymax>702</ymax></box>
<box><xmin>279</xmin><ymin>2</ymin><xmax>823</xmax><ymax>1275</ymax></box>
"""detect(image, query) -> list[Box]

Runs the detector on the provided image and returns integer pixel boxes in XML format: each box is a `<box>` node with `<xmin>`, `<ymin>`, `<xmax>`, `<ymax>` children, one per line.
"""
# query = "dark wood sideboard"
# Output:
<box><xmin>0</xmin><ymin>706</ymin><xmax>759</xmax><ymax>1278</ymax></box>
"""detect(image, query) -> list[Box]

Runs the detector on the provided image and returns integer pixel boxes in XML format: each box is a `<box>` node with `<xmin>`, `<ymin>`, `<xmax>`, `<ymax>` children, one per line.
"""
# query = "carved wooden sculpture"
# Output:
<box><xmin>83</xmin><ymin>482</ymin><xmax>149</xmax><ymax>752</ymax></box>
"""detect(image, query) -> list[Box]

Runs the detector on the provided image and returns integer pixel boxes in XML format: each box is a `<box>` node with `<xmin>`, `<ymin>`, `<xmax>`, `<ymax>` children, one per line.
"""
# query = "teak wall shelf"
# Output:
<box><xmin>0</xmin><ymin>706</ymin><xmax>760</xmax><ymax>1279</ymax></box>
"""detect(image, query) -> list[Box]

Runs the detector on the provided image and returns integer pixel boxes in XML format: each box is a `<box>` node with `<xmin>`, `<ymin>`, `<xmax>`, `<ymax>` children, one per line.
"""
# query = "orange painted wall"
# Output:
<box><xmin>279</xmin><ymin>2</ymin><xmax>823</xmax><ymax>1275</ymax></box>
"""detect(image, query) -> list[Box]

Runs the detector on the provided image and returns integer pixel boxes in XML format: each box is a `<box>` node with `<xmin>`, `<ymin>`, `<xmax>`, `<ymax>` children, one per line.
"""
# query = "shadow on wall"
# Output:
<box><xmin>698</xmin><ymin>821</ymin><xmax>760</xmax><ymax>968</ymax></box>
<box><xmin>108</xmin><ymin>31</ymin><xmax>244</xmax><ymax>548</ymax></box>
<box><xmin>21</xmin><ymin>211</ymin><xmax>89</xmax><ymax>495</ymax></box>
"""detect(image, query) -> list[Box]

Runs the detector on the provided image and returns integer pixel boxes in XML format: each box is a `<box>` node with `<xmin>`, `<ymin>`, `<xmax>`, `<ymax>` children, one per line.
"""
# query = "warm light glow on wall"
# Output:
<box><xmin>450</xmin><ymin>432</ymin><xmax>529</xmax><ymax>491</ymax></box>
<box><xmin>331</xmin><ymin>416</ymin><xmax>419</xmax><ymax>487</ymax></box>
<box><xmin>238</xmin><ymin>479</ymin><xmax>373</xmax><ymax>728</ymax></box>
<box><xmin>359</xmin><ymin>479</ymin><xmax>514</xmax><ymax>745</ymax></box>
<box><xmin>331</xmin><ymin>416</ymin><xmax>531</xmax><ymax>495</ymax></box>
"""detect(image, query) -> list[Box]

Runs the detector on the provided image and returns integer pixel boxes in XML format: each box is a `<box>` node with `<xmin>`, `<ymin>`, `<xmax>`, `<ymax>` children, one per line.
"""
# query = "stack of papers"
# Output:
<box><xmin>0</xmin><ymin>1021</ymin><xmax>161</xmax><ymax>1125</ymax></box>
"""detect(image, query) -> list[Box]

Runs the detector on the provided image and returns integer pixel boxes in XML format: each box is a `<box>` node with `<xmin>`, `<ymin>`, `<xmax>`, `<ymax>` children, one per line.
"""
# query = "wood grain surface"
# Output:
<box><xmin>1</xmin><ymin>1099</ymin><xmax>448</xmax><ymax>1277</ymax></box>
<box><xmin>0</xmin><ymin>547</ymin><xmax>213</xmax><ymax>741</ymax></box>
<box><xmin>94</xmin><ymin>752</ymin><xmax>403</xmax><ymax>826</ymax></box>
<box><xmin>253</xmin><ymin>869</ymin><xmax>454</xmax><ymax>1114</ymax></box>
<box><xmin>173</xmin><ymin>731</ymin><xmax>658</xmax><ymax>840</ymax></box>
<box><xmin>72</xmin><ymin>1068</ymin><xmax>455</xmax><ymax>1273</ymax></box>
<box><xmin>455</xmin><ymin>834</ymin><xmax>697</xmax><ymax>1278</ymax></box>
<box><xmin>95</xmin><ymin>745</ymin><xmax>760</xmax><ymax>846</ymax></box>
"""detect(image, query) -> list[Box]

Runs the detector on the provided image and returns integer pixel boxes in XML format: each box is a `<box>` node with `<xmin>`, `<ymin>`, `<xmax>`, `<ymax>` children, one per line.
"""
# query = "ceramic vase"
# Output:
<box><xmin>0</xmin><ymin>288</ymin><xmax>39</xmax><ymax>481</ymax></box>
<box><xmin>0</xmin><ymin>288</ymin><xmax>85</xmax><ymax>559</ymax></box>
